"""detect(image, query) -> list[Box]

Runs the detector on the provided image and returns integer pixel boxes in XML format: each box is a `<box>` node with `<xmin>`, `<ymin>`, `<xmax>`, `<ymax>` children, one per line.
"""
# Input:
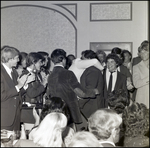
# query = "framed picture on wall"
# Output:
<box><xmin>90</xmin><ymin>42</ymin><xmax>133</xmax><ymax>55</ymax></box>
<box><xmin>90</xmin><ymin>2</ymin><xmax>132</xmax><ymax>21</ymax></box>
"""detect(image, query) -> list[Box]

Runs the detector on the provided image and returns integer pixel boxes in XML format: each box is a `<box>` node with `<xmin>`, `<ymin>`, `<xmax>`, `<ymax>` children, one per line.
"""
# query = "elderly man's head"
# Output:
<box><xmin>88</xmin><ymin>108</ymin><xmax>122</xmax><ymax>144</ymax></box>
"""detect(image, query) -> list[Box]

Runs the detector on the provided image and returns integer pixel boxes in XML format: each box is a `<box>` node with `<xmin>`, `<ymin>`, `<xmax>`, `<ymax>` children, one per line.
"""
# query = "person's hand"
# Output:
<box><xmin>64</xmin><ymin>127</ymin><xmax>75</xmax><ymax>147</ymax></box>
<box><xmin>126</xmin><ymin>77</ymin><xmax>134</xmax><ymax>90</ymax></box>
<box><xmin>94</xmin><ymin>88</ymin><xmax>100</xmax><ymax>95</ymax></box>
<box><xmin>127</xmin><ymin>84</ymin><xmax>134</xmax><ymax>90</ymax></box>
<box><xmin>25</xmin><ymin>73</ymin><xmax>36</xmax><ymax>84</ymax></box>
<box><xmin>20</xmin><ymin>124</ymin><xmax>26</xmax><ymax>139</ymax></box>
<box><xmin>41</xmin><ymin>75</ymin><xmax>48</xmax><ymax>87</ymax></box>
<box><xmin>40</xmin><ymin>71</ymin><xmax>47</xmax><ymax>79</ymax></box>
<box><xmin>17</xmin><ymin>74</ymin><xmax>29</xmax><ymax>89</ymax></box>
<box><xmin>32</xmin><ymin>107</ymin><xmax>40</xmax><ymax>126</ymax></box>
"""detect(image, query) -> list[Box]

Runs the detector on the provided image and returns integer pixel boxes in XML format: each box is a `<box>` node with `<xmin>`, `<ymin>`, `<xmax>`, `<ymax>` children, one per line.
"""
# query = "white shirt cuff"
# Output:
<box><xmin>23</xmin><ymin>84</ymin><xmax>28</xmax><ymax>90</ymax></box>
<box><xmin>15</xmin><ymin>86</ymin><xmax>20</xmax><ymax>92</ymax></box>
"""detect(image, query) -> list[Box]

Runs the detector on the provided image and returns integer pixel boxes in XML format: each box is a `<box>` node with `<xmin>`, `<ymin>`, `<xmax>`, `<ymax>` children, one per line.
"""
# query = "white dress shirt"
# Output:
<box><xmin>106</xmin><ymin>68</ymin><xmax>117</xmax><ymax>92</ymax></box>
<box><xmin>2</xmin><ymin>63</ymin><xmax>20</xmax><ymax>92</ymax></box>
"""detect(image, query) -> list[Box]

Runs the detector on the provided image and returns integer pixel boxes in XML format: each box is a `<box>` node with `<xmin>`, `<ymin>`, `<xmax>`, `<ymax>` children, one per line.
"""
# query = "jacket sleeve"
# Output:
<box><xmin>133</xmin><ymin>65</ymin><xmax>149</xmax><ymax>88</ymax></box>
<box><xmin>26</xmin><ymin>81</ymin><xmax>45</xmax><ymax>98</ymax></box>
<box><xmin>1</xmin><ymin>75</ymin><xmax>18</xmax><ymax>102</ymax></box>
<box><xmin>68</xmin><ymin>71</ymin><xmax>96</xmax><ymax>98</ymax></box>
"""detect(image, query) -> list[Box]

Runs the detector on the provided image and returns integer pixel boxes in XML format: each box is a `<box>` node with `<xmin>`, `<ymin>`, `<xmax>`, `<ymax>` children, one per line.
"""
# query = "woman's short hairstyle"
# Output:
<box><xmin>111</xmin><ymin>47</ymin><xmax>124</xmax><ymax>64</ymax></box>
<box><xmin>65</xmin><ymin>54</ymin><xmax>76</xmax><ymax>69</ymax></box>
<box><xmin>17</xmin><ymin>52</ymin><xmax>28</xmax><ymax>66</ymax></box>
<box><xmin>37</xmin><ymin>51</ymin><xmax>49</xmax><ymax>62</ymax></box>
<box><xmin>88</xmin><ymin>108</ymin><xmax>122</xmax><ymax>140</ymax></box>
<box><xmin>107</xmin><ymin>89</ymin><xmax>130</xmax><ymax>114</ymax></box>
<box><xmin>138</xmin><ymin>41</ymin><xmax>149</xmax><ymax>53</ymax></box>
<box><xmin>82</xmin><ymin>50</ymin><xmax>97</xmax><ymax>59</ymax></box>
<box><xmin>122</xmin><ymin>102</ymin><xmax>149</xmax><ymax>138</ymax></box>
<box><xmin>67</xmin><ymin>54</ymin><xmax>76</xmax><ymax>61</ymax></box>
<box><xmin>106</xmin><ymin>53</ymin><xmax>121</xmax><ymax>67</ymax></box>
<box><xmin>37</xmin><ymin>51</ymin><xmax>49</xmax><ymax>57</ymax></box>
<box><xmin>111</xmin><ymin>47</ymin><xmax>122</xmax><ymax>55</ymax></box>
<box><xmin>40</xmin><ymin>96</ymin><xmax>70</xmax><ymax>123</ymax></box>
<box><xmin>141</xmin><ymin>40</ymin><xmax>149</xmax><ymax>46</ymax></box>
<box><xmin>1</xmin><ymin>45</ymin><xmax>20</xmax><ymax>63</ymax></box>
<box><xmin>141</xmin><ymin>41</ymin><xmax>149</xmax><ymax>52</ymax></box>
<box><xmin>121</xmin><ymin>50</ymin><xmax>132</xmax><ymax>62</ymax></box>
<box><xmin>33</xmin><ymin>112</ymin><xmax>67</xmax><ymax>147</ymax></box>
<box><xmin>26</xmin><ymin>52</ymin><xmax>44</xmax><ymax>67</ymax></box>
<box><xmin>51</xmin><ymin>49</ymin><xmax>66</xmax><ymax>64</ymax></box>
<box><xmin>68</xmin><ymin>131</ymin><xmax>101</xmax><ymax>147</ymax></box>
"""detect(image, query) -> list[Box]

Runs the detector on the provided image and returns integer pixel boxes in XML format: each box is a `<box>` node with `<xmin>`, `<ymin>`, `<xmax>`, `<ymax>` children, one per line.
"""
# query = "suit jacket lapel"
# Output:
<box><xmin>114</xmin><ymin>71</ymin><xmax>120</xmax><ymax>90</ymax></box>
<box><xmin>1</xmin><ymin>64</ymin><xmax>15</xmax><ymax>88</ymax></box>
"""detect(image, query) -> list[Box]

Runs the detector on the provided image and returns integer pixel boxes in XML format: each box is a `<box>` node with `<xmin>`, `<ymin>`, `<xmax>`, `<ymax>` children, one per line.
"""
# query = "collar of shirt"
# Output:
<box><xmin>54</xmin><ymin>64</ymin><xmax>64</xmax><ymax>68</ymax></box>
<box><xmin>2</xmin><ymin>63</ymin><xmax>13</xmax><ymax>78</ymax></box>
<box><xmin>99</xmin><ymin>141</ymin><xmax>115</xmax><ymax>147</ymax></box>
<box><xmin>106</xmin><ymin>68</ymin><xmax>117</xmax><ymax>91</ymax></box>
<box><xmin>106</xmin><ymin>68</ymin><xmax>117</xmax><ymax>74</ymax></box>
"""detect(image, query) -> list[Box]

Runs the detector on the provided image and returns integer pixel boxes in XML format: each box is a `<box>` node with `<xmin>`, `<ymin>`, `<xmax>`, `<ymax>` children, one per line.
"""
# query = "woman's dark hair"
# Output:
<box><xmin>65</xmin><ymin>54</ymin><xmax>76</xmax><ymax>69</ymax></box>
<box><xmin>107</xmin><ymin>89</ymin><xmax>130</xmax><ymax>114</ymax></box>
<box><xmin>111</xmin><ymin>47</ymin><xmax>123</xmax><ymax>65</ymax></box>
<box><xmin>122</xmin><ymin>102</ymin><xmax>149</xmax><ymax>138</ymax></box>
<box><xmin>26</xmin><ymin>52</ymin><xmax>45</xmax><ymax>67</ymax></box>
<box><xmin>37</xmin><ymin>51</ymin><xmax>49</xmax><ymax>63</ymax></box>
<box><xmin>83</xmin><ymin>50</ymin><xmax>97</xmax><ymax>59</ymax></box>
<box><xmin>17</xmin><ymin>52</ymin><xmax>28</xmax><ymax>66</ymax></box>
<box><xmin>37</xmin><ymin>51</ymin><xmax>49</xmax><ymax>57</ymax></box>
<box><xmin>121</xmin><ymin>50</ymin><xmax>132</xmax><ymax>62</ymax></box>
<box><xmin>111</xmin><ymin>47</ymin><xmax>122</xmax><ymax>55</ymax></box>
<box><xmin>40</xmin><ymin>96</ymin><xmax>70</xmax><ymax>123</ymax></box>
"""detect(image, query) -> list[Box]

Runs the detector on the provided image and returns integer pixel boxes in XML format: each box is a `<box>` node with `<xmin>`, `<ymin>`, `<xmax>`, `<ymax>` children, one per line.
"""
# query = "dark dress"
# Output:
<box><xmin>79</xmin><ymin>66</ymin><xmax>104</xmax><ymax>119</ymax></box>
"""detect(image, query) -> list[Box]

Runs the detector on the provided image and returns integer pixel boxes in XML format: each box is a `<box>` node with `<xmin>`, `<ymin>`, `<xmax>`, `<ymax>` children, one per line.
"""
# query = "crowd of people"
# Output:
<box><xmin>1</xmin><ymin>40</ymin><xmax>149</xmax><ymax>147</ymax></box>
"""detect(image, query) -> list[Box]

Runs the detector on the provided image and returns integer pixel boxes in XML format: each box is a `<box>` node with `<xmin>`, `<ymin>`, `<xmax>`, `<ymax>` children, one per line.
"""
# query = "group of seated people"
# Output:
<box><xmin>2</xmin><ymin>94</ymin><xmax>149</xmax><ymax>147</ymax></box>
<box><xmin>1</xmin><ymin>40</ymin><xmax>149</xmax><ymax>147</ymax></box>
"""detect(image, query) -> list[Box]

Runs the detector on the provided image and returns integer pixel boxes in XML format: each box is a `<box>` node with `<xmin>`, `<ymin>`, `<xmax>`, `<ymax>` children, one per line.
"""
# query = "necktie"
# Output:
<box><xmin>11</xmin><ymin>70</ymin><xmax>14</xmax><ymax>80</ymax></box>
<box><xmin>108</xmin><ymin>72</ymin><xmax>113</xmax><ymax>94</ymax></box>
<box><xmin>11</xmin><ymin>69</ymin><xmax>17</xmax><ymax>85</ymax></box>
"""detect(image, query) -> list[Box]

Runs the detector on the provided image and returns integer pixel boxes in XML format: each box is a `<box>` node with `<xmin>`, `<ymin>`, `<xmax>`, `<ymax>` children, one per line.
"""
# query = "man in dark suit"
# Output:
<box><xmin>46</xmin><ymin>49</ymin><xmax>99</xmax><ymax>131</ymax></box>
<box><xmin>79</xmin><ymin>50</ymin><xmax>104</xmax><ymax>119</ymax></box>
<box><xmin>103</xmin><ymin>53</ymin><xmax>128</xmax><ymax>107</ymax></box>
<box><xmin>1</xmin><ymin>46</ymin><xmax>33</xmax><ymax>131</ymax></box>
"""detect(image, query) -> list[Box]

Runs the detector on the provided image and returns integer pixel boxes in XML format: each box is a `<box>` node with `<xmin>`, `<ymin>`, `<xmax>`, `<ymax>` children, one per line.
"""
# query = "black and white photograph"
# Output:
<box><xmin>1</xmin><ymin>1</ymin><xmax>149</xmax><ymax>147</ymax></box>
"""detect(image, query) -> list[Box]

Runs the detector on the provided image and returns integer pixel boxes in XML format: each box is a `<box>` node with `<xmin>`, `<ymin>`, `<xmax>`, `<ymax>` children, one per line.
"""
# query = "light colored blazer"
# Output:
<box><xmin>133</xmin><ymin>60</ymin><xmax>149</xmax><ymax>107</ymax></box>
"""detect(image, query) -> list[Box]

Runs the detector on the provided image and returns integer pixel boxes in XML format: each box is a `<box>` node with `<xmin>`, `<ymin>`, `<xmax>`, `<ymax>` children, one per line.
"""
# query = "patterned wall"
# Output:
<box><xmin>1</xmin><ymin>5</ymin><xmax>77</xmax><ymax>56</ymax></box>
